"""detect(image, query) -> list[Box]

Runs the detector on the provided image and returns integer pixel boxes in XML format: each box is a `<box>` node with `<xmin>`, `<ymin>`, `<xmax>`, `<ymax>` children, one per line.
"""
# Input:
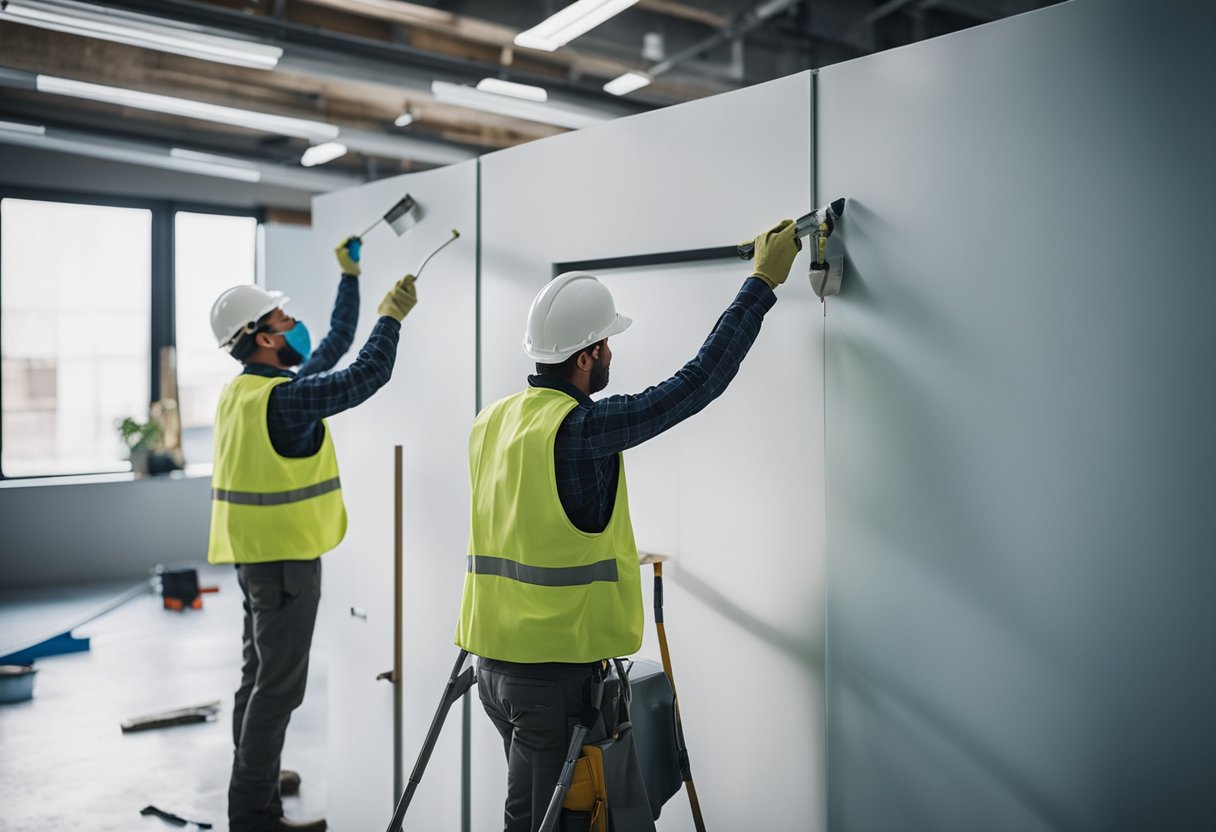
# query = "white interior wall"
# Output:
<box><xmin>478</xmin><ymin>73</ymin><xmax>823</xmax><ymax>832</ymax></box>
<box><xmin>291</xmin><ymin>166</ymin><xmax>478</xmax><ymax>831</ymax></box>
<box><xmin>819</xmin><ymin>0</ymin><xmax>1216</xmax><ymax>829</ymax></box>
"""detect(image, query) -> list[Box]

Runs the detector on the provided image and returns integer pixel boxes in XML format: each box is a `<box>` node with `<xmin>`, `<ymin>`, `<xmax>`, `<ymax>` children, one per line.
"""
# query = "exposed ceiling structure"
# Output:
<box><xmin>0</xmin><ymin>0</ymin><xmax>1063</xmax><ymax>205</ymax></box>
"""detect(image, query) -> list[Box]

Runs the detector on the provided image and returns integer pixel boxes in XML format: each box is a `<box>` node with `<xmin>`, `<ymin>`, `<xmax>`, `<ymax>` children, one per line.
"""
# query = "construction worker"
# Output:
<box><xmin>207</xmin><ymin>236</ymin><xmax>418</xmax><ymax>832</ymax></box>
<box><xmin>457</xmin><ymin>219</ymin><xmax>803</xmax><ymax>831</ymax></box>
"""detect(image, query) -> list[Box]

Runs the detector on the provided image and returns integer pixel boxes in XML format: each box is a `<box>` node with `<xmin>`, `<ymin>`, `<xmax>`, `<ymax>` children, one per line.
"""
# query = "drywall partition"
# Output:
<box><xmin>479</xmin><ymin>72</ymin><xmax>823</xmax><ymax>832</ymax></box>
<box><xmin>818</xmin><ymin>1</ymin><xmax>1216</xmax><ymax>829</ymax></box>
<box><xmin>281</xmin><ymin>164</ymin><xmax>477</xmax><ymax>831</ymax></box>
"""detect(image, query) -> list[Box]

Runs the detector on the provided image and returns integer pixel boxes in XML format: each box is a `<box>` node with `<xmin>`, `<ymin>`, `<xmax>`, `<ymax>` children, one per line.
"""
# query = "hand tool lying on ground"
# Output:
<box><xmin>121</xmin><ymin>700</ymin><xmax>221</xmax><ymax>733</ymax></box>
<box><xmin>140</xmin><ymin>805</ymin><xmax>212</xmax><ymax>829</ymax></box>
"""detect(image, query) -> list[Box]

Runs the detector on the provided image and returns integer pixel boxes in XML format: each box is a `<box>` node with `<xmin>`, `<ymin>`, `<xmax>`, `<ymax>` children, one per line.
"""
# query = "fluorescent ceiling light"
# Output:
<box><xmin>431</xmin><ymin>81</ymin><xmax>606</xmax><ymax>130</ymax></box>
<box><xmin>514</xmin><ymin>0</ymin><xmax>638</xmax><ymax>52</ymax></box>
<box><xmin>0</xmin><ymin>125</ymin><xmax>362</xmax><ymax>190</ymax></box>
<box><xmin>0</xmin><ymin>118</ymin><xmax>46</xmax><ymax>135</ymax></box>
<box><xmin>35</xmin><ymin>74</ymin><xmax>339</xmax><ymax>141</ymax></box>
<box><xmin>603</xmin><ymin>71</ymin><xmax>651</xmax><ymax>96</ymax></box>
<box><xmin>0</xmin><ymin>0</ymin><xmax>282</xmax><ymax>69</ymax></box>
<box><xmin>393</xmin><ymin>112</ymin><xmax>415</xmax><ymax>128</ymax></box>
<box><xmin>170</xmin><ymin>147</ymin><xmax>261</xmax><ymax>172</ymax></box>
<box><xmin>301</xmin><ymin>142</ymin><xmax>348</xmax><ymax>167</ymax></box>
<box><xmin>475</xmin><ymin>78</ymin><xmax>548</xmax><ymax>103</ymax></box>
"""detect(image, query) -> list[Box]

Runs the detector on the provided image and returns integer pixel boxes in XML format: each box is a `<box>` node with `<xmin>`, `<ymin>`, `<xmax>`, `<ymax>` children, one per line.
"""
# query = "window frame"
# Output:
<box><xmin>0</xmin><ymin>185</ymin><xmax>264</xmax><ymax>480</ymax></box>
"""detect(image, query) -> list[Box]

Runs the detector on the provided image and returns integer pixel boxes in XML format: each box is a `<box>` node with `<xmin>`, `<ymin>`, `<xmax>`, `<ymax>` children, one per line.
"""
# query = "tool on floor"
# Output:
<box><xmin>156</xmin><ymin>567</ymin><xmax>219</xmax><ymax>612</ymax></box>
<box><xmin>0</xmin><ymin>577</ymin><xmax>155</xmax><ymax>665</ymax></box>
<box><xmin>358</xmin><ymin>194</ymin><xmax>422</xmax><ymax>239</ymax></box>
<box><xmin>413</xmin><ymin>228</ymin><xmax>461</xmax><ymax>280</ymax></box>
<box><xmin>738</xmin><ymin>198</ymin><xmax>847</xmax><ymax>299</ymax></box>
<box><xmin>140</xmin><ymin>805</ymin><xmax>213</xmax><ymax>829</ymax></box>
<box><xmin>121</xmin><ymin>700</ymin><xmax>221</xmax><ymax>733</ymax></box>
<box><xmin>640</xmin><ymin>552</ymin><xmax>707</xmax><ymax>832</ymax></box>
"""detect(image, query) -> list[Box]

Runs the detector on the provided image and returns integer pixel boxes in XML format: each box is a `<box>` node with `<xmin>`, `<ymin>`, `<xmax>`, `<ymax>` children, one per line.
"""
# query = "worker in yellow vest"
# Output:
<box><xmin>457</xmin><ymin>219</ymin><xmax>802</xmax><ymax>831</ymax></box>
<box><xmin>208</xmin><ymin>236</ymin><xmax>418</xmax><ymax>832</ymax></box>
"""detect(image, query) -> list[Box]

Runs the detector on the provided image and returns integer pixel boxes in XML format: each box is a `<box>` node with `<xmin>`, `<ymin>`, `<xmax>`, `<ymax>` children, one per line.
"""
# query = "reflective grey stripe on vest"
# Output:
<box><xmin>212</xmin><ymin>477</ymin><xmax>341</xmax><ymax>506</ymax></box>
<box><xmin>467</xmin><ymin>555</ymin><xmax>619</xmax><ymax>587</ymax></box>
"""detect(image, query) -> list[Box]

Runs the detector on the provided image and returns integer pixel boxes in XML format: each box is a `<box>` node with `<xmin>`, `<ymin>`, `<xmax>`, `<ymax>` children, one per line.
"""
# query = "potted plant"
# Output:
<box><xmin>116</xmin><ymin>416</ymin><xmax>162</xmax><ymax>477</ymax></box>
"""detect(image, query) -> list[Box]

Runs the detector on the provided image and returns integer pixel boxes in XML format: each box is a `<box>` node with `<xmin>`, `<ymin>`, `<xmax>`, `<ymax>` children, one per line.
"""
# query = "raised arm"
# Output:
<box><xmin>270</xmin><ymin>273</ymin><xmax>418</xmax><ymax>427</ymax></box>
<box><xmin>580</xmin><ymin>219</ymin><xmax>801</xmax><ymax>456</ymax></box>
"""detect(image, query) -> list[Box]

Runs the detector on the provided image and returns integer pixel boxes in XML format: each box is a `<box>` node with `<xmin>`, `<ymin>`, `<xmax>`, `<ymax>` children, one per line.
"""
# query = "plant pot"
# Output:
<box><xmin>129</xmin><ymin>450</ymin><xmax>151</xmax><ymax>478</ymax></box>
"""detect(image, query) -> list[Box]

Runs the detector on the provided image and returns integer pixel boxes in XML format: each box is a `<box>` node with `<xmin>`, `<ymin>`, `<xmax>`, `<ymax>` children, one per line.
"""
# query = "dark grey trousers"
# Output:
<box><xmin>477</xmin><ymin>659</ymin><xmax>617</xmax><ymax>832</ymax></box>
<box><xmin>229</xmin><ymin>560</ymin><xmax>322</xmax><ymax>832</ymax></box>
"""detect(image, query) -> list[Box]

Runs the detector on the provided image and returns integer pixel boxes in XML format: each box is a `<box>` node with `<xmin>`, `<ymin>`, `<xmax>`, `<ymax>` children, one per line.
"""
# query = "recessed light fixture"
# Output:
<box><xmin>0</xmin><ymin>0</ymin><xmax>283</xmax><ymax>69</ymax></box>
<box><xmin>35</xmin><ymin>75</ymin><xmax>339</xmax><ymax>141</ymax></box>
<box><xmin>514</xmin><ymin>0</ymin><xmax>638</xmax><ymax>52</ymax></box>
<box><xmin>301</xmin><ymin>142</ymin><xmax>348</xmax><ymax>167</ymax></box>
<box><xmin>603</xmin><ymin>71</ymin><xmax>651</xmax><ymax>96</ymax></box>
<box><xmin>475</xmin><ymin>78</ymin><xmax>548</xmax><ymax>103</ymax></box>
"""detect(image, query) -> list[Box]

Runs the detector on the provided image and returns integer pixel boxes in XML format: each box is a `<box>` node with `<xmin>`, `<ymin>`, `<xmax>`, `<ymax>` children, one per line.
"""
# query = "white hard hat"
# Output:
<box><xmin>523</xmin><ymin>272</ymin><xmax>632</xmax><ymax>363</ymax></box>
<box><xmin>210</xmin><ymin>284</ymin><xmax>289</xmax><ymax>351</ymax></box>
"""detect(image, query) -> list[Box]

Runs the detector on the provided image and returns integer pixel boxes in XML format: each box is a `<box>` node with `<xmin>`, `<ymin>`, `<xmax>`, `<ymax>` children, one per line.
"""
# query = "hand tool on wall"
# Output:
<box><xmin>738</xmin><ymin>198</ymin><xmax>847</xmax><ymax>299</ymax></box>
<box><xmin>413</xmin><ymin>228</ymin><xmax>461</xmax><ymax>280</ymax></box>
<box><xmin>357</xmin><ymin>193</ymin><xmax>422</xmax><ymax>240</ymax></box>
<box><xmin>639</xmin><ymin>551</ymin><xmax>707</xmax><ymax>832</ymax></box>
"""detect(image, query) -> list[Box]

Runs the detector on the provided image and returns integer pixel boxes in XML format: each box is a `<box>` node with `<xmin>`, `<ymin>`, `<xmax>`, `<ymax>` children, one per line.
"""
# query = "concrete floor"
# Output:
<box><xmin>0</xmin><ymin>564</ymin><xmax>328</xmax><ymax>831</ymax></box>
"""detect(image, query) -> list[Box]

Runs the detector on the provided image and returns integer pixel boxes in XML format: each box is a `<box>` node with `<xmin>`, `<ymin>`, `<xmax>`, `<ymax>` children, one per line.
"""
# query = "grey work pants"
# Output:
<box><xmin>477</xmin><ymin>658</ymin><xmax>618</xmax><ymax>832</ymax></box>
<box><xmin>229</xmin><ymin>560</ymin><xmax>322</xmax><ymax>832</ymax></box>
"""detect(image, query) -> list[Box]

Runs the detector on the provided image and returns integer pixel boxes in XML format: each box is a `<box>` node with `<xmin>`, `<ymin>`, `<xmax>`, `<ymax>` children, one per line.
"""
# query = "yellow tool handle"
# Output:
<box><xmin>653</xmin><ymin>561</ymin><xmax>708</xmax><ymax>832</ymax></box>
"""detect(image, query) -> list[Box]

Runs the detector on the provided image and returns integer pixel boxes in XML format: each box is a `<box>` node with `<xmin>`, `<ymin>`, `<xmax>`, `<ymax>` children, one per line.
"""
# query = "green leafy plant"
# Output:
<box><xmin>116</xmin><ymin>417</ymin><xmax>162</xmax><ymax>454</ymax></box>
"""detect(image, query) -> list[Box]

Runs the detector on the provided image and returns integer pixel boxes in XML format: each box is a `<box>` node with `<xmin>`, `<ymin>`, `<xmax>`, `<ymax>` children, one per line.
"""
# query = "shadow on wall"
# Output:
<box><xmin>669</xmin><ymin>565</ymin><xmax>823</xmax><ymax>672</ymax></box>
<box><xmin>836</xmin><ymin>657</ymin><xmax>1080</xmax><ymax>832</ymax></box>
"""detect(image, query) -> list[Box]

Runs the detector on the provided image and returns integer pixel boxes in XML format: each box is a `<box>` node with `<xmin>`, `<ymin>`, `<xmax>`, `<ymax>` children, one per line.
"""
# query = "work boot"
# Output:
<box><xmin>279</xmin><ymin>769</ymin><xmax>301</xmax><ymax>796</ymax></box>
<box><xmin>273</xmin><ymin>817</ymin><xmax>326</xmax><ymax>831</ymax></box>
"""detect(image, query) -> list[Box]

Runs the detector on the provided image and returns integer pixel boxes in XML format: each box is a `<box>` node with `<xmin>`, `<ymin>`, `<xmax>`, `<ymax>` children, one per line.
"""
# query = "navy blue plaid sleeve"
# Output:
<box><xmin>575</xmin><ymin>276</ymin><xmax>776</xmax><ymax>457</ymax></box>
<box><xmin>268</xmin><ymin>316</ymin><xmax>401</xmax><ymax>431</ymax></box>
<box><xmin>297</xmin><ymin>274</ymin><xmax>359</xmax><ymax>376</ymax></box>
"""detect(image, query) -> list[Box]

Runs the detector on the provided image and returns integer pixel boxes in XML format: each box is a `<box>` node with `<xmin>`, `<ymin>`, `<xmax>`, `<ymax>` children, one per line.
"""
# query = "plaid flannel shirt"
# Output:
<box><xmin>242</xmin><ymin>275</ymin><xmax>401</xmax><ymax>457</ymax></box>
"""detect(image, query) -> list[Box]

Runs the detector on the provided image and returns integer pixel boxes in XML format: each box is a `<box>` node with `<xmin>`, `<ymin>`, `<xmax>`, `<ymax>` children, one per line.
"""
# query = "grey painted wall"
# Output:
<box><xmin>0</xmin><ymin>224</ymin><xmax>315</xmax><ymax>588</ymax></box>
<box><xmin>819</xmin><ymin>1</ymin><xmax>1216</xmax><ymax>829</ymax></box>
<box><xmin>0</xmin><ymin>473</ymin><xmax>212</xmax><ymax>587</ymax></box>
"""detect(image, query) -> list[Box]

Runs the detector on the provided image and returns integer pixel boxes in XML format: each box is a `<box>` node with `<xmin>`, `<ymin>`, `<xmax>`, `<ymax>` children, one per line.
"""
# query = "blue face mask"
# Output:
<box><xmin>279</xmin><ymin>320</ymin><xmax>312</xmax><ymax>365</ymax></box>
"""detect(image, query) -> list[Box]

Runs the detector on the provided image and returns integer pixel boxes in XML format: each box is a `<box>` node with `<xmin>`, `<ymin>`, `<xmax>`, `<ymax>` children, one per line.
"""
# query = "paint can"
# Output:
<box><xmin>0</xmin><ymin>665</ymin><xmax>37</xmax><ymax>704</ymax></box>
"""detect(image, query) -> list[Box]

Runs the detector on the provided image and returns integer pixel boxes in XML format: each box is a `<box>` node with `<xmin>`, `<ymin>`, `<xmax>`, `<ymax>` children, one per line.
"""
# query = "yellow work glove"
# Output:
<box><xmin>743</xmin><ymin>219</ymin><xmax>802</xmax><ymax>290</ymax></box>
<box><xmin>378</xmin><ymin>274</ymin><xmax>417</xmax><ymax>321</ymax></box>
<box><xmin>335</xmin><ymin>235</ymin><xmax>361</xmax><ymax>276</ymax></box>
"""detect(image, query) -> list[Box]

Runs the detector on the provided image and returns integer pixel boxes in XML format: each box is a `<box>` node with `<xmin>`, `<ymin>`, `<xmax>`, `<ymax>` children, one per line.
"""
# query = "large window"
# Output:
<box><xmin>1</xmin><ymin>198</ymin><xmax>152</xmax><ymax>477</ymax></box>
<box><xmin>0</xmin><ymin>194</ymin><xmax>260</xmax><ymax>478</ymax></box>
<box><xmin>175</xmin><ymin>211</ymin><xmax>258</xmax><ymax>463</ymax></box>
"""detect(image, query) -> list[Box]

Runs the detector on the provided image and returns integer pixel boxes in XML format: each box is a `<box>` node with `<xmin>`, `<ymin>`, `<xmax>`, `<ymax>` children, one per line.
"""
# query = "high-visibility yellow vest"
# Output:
<box><xmin>207</xmin><ymin>374</ymin><xmax>346</xmax><ymax>564</ymax></box>
<box><xmin>456</xmin><ymin>386</ymin><xmax>642</xmax><ymax>663</ymax></box>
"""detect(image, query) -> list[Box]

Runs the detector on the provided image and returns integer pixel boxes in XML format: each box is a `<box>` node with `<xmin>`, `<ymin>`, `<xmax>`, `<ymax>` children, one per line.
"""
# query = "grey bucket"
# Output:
<box><xmin>0</xmin><ymin>665</ymin><xmax>37</xmax><ymax>704</ymax></box>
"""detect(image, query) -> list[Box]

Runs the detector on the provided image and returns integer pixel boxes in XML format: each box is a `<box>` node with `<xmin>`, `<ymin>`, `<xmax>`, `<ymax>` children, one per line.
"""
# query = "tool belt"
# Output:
<box><xmin>561</xmin><ymin>659</ymin><xmax>658</xmax><ymax>832</ymax></box>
